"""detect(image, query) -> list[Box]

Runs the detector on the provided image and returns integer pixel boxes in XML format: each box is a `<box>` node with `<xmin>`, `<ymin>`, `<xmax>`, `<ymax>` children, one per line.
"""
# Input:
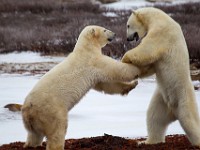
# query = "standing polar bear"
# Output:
<box><xmin>122</xmin><ymin>7</ymin><xmax>200</xmax><ymax>146</ymax></box>
<box><xmin>22</xmin><ymin>25</ymin><xmax>140</xmax><ymax>150</ymax></box>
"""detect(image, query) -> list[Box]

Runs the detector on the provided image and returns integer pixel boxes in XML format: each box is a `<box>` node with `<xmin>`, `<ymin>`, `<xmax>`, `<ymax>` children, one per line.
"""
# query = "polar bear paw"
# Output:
<box><xmin>137</xmin><ymin>140</ymin><xmax>148</xmax><ymax>146</ymax></box>
<box><xmin>122</xmin><ymin>52</ymin><xmax>132</xmax><ymax>64</ymax></box>
<box><xmin>121</xmin><ymin>80</ymin><xmax>138</xmax><ymax>95</ymax></box>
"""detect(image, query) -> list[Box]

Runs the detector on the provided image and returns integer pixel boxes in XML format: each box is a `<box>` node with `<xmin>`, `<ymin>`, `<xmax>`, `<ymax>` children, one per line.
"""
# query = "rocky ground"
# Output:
<box><xmin>0</xmin><ymin>62</ymin><xmax>57</xmax><ymax>75</ymax></box>
<box><xmin>0</xmin><ymin>134</ymin><xmax>199</xmax><ymax>150</ymax></box>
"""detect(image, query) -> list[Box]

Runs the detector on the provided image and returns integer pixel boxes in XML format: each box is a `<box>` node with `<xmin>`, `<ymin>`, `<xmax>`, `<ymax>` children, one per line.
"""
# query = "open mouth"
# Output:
<box><xmin>133</xmin><ymin>32</ymin><xmax>139</xmax><ymax>42</ymax></box>
<box><xmin>127</xmin><ymin>32</ymin><xmax>139</xmax><ymax>42</ymax></box>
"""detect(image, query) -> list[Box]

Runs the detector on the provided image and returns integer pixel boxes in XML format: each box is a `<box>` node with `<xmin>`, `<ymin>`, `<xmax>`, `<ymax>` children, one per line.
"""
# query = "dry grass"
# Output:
<box><xmin>0</xmin><ymin>0</ymin><xmax>199</xmax><ymax>60</ymax></box>
<box><xmin>0</xmin><ymin>0</ymin><xmax>109</xmax><ymax>54</ymax></box>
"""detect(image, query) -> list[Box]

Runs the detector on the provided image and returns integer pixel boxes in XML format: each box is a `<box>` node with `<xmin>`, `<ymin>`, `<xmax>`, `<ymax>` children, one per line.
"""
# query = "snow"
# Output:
<box><xmin>103</xmin><ymin>0</ymin><xmax>153</xmax><ymax>9</ymax></box>
<box><xmin>103</xmin><ymin>0</ymin><xmax>200</xmax><ymax>10</ymax></box>
<box><xmin>0</xmin><ymin>51</ymin><xmax>65</xmax><ymax>64</ymax></box>
<box><xmin>0</xmin><ymin>73</ymin><xmax>200</xmax><ymax>145</ymax></box>
<box><xmin>103</xmin><ymin>12</ymin><xmax>118</xmax><ymax>17</ymax></box>
<box><xmin>0</xmin><ymin>75</ymin><xmax>37</xmax><ymax>145</ymax></box>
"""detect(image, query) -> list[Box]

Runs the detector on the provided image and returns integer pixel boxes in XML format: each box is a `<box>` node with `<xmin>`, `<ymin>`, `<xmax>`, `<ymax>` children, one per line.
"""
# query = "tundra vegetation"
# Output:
<box><xmin>0</xmin><ymin>0</ymin><xmax>199</xmax><ymax>62</ymax></box>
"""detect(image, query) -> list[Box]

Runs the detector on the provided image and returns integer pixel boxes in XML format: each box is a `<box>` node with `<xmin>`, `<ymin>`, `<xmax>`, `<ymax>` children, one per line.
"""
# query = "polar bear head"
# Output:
<box><xmin>126</xmin><ymin>10</ymin><xmax>147</xmax><ymax>42</ymax></box>
<box><xmin>77</xmin><ymin>25</ymin><xmax>116</xmax><ymax>48</ymax></box>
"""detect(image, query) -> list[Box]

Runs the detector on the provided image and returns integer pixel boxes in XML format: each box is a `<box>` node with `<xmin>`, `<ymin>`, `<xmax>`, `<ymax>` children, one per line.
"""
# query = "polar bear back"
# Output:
<box><xmin>24</xmin><ymin>53</ymin><xmax>99</xmax><ymax>110</ymax></box>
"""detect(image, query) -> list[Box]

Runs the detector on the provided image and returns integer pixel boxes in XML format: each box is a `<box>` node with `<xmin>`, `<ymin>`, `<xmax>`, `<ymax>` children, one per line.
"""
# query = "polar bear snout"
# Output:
<box><xmin>107</xmin><ymin>32</ymin><xmax>116</xmax><ymax>42</ymax></box>
<box><xmin>127</xmin><ymin>32</ymin><xmax>139</xmax><ymax>42</ymax></box>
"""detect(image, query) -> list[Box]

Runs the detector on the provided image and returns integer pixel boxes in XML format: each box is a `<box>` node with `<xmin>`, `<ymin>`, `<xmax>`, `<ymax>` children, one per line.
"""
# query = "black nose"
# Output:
<box><xmin>127</xmin><ymin>37</ymin><xmax>132</xmax><ymax>41</ymax></box>
<box><xmin>107</xmin><ymin>33</ymin><xmax>116</xmax><ymax>42</ymax></box>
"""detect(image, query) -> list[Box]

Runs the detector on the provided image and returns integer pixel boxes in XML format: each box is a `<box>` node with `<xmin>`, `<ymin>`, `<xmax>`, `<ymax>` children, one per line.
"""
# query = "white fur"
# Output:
<box><xmin>22</xmin><ymin>25</ymin><xmax>140</xmax><ymax>150</ymax></box>
<box><xmin>122</xmin><ymin>7</ymin><xmax>200</xmax><ymax>146</ymax></box>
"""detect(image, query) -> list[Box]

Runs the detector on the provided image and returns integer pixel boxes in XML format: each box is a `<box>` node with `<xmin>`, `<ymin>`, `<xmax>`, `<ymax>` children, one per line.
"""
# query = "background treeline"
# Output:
<box><xmin>0</xmin><ymin>0</ymin><xmax>199</xmax><ymax>61</ymax></box>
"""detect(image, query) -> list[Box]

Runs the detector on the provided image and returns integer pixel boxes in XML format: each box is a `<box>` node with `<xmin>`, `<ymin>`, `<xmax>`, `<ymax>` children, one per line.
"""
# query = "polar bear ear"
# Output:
<box><xmin>132</xmin><ymin>10</ymin><xmax>137</xmax><ymax>15</ymax></box>
<box><xmin>90</xmin><ymin>28</ymin><xmax>95</xmax><ymax>36</ymax></box>
<box><xmin>87</xmin><ymin>28</ymin><xmax>96</xmax><ymax>38</ymax></box>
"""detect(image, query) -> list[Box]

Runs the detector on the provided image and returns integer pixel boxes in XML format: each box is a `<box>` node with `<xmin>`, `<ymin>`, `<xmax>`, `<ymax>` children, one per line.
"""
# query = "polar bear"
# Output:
<box><xmin>22</xmin><ymin>25</ymin><xmax>140</xmax><ymax>150</ymax></box>
<box><xmin>122</xmin><ymin>7</ymin><xmax>200</xmax><ymax>146</ymax></box>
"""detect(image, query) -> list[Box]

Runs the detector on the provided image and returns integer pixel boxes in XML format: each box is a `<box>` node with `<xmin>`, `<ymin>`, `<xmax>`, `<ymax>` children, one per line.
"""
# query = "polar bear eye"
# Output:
<box><xmin>127</xmin><ymin>25</ymin><xmax>130</xmax><ymax>28</ymax></box>
<box><xmin>104</xmin><ymin>29</ymin><xmax>106</xmax><ymax>32</ymax></box>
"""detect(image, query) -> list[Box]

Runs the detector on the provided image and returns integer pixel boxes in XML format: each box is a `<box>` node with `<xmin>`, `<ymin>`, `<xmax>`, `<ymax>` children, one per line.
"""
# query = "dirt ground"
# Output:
<box><xmin>0</xmin><ymin>134</ymin><xmax>199</xmax><ymax>150</ymax></box>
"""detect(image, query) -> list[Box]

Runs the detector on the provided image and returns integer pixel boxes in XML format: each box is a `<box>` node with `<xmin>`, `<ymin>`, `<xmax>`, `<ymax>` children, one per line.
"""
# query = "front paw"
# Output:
<box><xmin>137</xmin><ymin>140</ymin><xmax>147</xmax><ymax>146</ymax></box>
<box><xmin>137</xmin><ymin>139</ymin><xmax>164</xmax><ymax>146</ymax></box>
<box><xmin>122</xmin><ymin>53</ymin><xmax>132</xmax><ymax>64</ymax></box>
<box><xmin>121</xmin><ymin>80</ymin><xmax>138</xmax><ymax>95</ymax></box>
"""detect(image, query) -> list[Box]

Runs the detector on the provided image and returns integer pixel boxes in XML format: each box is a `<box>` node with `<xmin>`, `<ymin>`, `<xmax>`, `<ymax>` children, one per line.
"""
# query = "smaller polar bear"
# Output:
<box><xmin>122</xmin><ymin>7</ymin><xmax>200</xmax><ymax>146</ymax></box>
<box><xmin>22</xmin><ymin>25</ymin><xmax>140</xmax><ymax>150</ymax></box>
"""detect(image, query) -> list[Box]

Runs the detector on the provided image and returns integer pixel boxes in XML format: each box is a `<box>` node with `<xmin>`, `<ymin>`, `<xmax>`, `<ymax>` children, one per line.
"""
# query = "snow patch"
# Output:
<box><xmin>0</xmin><ymin>51</ymin><xmax>65</xmax><ymax>64</ymax></box>
<box><xmin>0</xmin><ymin>75</ymin><xmax>200</xmax><ymax>145</ymax></box>
<box><xmin>103</xmin><ymin>12</ymin><xmax>118</xmax><ymax>17</ymax></box>
<box><xmin>103</xmin><ymin>0</ymin><xmax>200</xmax><ymax>10</ymax></box>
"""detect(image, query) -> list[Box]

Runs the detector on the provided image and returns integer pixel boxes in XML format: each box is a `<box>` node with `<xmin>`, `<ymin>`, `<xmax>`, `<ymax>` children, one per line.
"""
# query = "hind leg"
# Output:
<box><xmin>143</xmin><ymin>88</ymin><xmax>176</xmax><ymax>144</ymax></box>
<box><xmin>24</xmin><ymin>131</ymin><xmax>44</xmax><ymax>148</ymax></box>
<box><xmin>46</xmin><ymin>117</ymin><xmax>68</xmax><ymax>150</ymax></box>
<box><xmin>46</xmin><ymin>132</ymin><xmax>66</xmax><ymax>150</ymax></box>
<box><xmin>177</xmin><ymin>98</ymin><xmax>200</xmax><ymax>146</ymax></box>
